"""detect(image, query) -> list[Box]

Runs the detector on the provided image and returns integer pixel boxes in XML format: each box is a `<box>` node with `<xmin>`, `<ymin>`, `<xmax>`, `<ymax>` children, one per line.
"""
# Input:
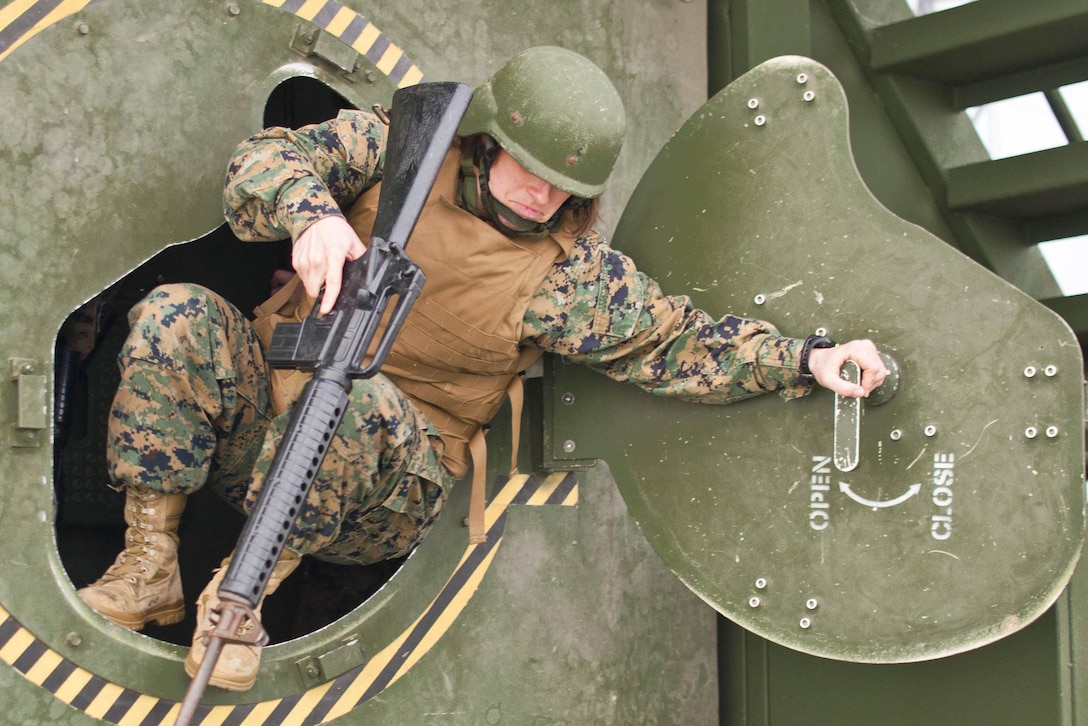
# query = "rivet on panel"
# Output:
<box><xmin>749</xmin><ymin>596</ymin><xmax>761</xmax><ymax>608</ymax></box>
<box><xmin>889</xmin><ymin>429</ymin><xmax>902</xmax><ymax>441</ymax></box>
<box><xmin>561</xmin><ymin>393</ymin><xmax>575</xmax><ymax>406</ymax></box>
<box><xmin>1025</xmin><ymin>426</ymin><xmax>1038</xmax><ymax>439</ymax></box>
<box><xmin>803</xmin><ymin>91</ymin><xmax>816</xmax><ymax>102</ymax></box>
<box><xmin>754</xmin><ymin>294</ymin><xmax>766</xmax><ymax>305</ymax></box>
<box><xmin>1046</xmin><ymin>426</ymin><xmax>1060</xmax><ymax>438</ymax></box>
<box><xmin>754</xmin><ymin>115</ymin><xmax>767</xmax><ymax>127</ymax></box>
<box><xmin>799</xmin><ymin>617</ymin><xmax>812</xmax><ymax>629</ymax></box>
<box><xmin>755</xmin><ymin>577</ymin><xmax>768</xmax><ymax>590</ymax></box>
<box><xmin>563</xmin><ymin>440</ymin><xmax>577</xmax><ymax>453</ymax></box>
<box><xmin>747</xmin><ymin>98</ymin><xmax>760</xmax><ymax>110</ymax></box>
<box><xmin>1045</xmin><ymin>365</ymin><xmax>1058</xmax><ymax>377</ymax></box>
<box><xmin>796</xmin><ymin>73</ymin><xmax>809</xmax><ymax>84</ymax></box>
<box><xmin>923</xmin><ymin>425</ymin><xmax>937</xmax><ymax>437</ymax></box>
<box><xmin>806</xmin><ymin>598</ymin><xmax>819</xmax><ymax>610</ymax></box>
<box><xmin>1024</xmin><ymin>366</ymin><xmax>1037</xmax><ymax>378</ymax></box>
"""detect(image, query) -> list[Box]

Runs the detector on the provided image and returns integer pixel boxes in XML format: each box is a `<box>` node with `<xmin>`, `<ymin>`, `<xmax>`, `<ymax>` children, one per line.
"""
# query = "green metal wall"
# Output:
<box><xmin>710</xmin><ymin>1</ymin><xmax>1088</xmax><ymax>724</ymax></box>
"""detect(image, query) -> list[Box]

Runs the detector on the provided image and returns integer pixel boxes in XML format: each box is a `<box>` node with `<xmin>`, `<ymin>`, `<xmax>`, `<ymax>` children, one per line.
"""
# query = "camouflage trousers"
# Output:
<box><xmin>107</xmin><ymin>283</ymin><xmax>449</xmax><ymax>565</ymax></box>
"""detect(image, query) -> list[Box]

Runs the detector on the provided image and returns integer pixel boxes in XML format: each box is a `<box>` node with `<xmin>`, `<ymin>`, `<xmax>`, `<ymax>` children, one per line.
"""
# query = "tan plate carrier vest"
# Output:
<box><xmin>252</xmin><ymin>142</ymin><xmax>577</xmax><ymax>543</ymax></box>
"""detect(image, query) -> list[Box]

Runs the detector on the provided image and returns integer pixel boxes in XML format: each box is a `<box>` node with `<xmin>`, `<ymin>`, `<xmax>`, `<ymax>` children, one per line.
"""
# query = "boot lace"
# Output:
<box><xmin>97</xmin><ymin>497</ymin><xmax>162</xmax><ymax>584</ymax></box>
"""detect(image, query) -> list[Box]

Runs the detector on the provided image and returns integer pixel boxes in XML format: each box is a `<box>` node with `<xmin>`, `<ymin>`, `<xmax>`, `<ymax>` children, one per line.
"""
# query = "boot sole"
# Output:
<box><xmin>98</xmin><ymin>601</ymin><xmax>186</xmax><ymax>630</ymax></box>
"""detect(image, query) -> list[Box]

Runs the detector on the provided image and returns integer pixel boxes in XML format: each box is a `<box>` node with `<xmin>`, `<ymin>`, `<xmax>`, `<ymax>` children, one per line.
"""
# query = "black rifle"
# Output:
<box><xmin>177</xmin><ymin>81</ymin><xmax>471</xmax><ymax>724</ymax></box>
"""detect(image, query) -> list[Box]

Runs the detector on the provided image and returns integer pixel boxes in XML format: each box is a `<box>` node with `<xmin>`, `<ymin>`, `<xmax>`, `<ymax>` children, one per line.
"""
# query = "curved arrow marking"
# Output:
<box><xmin>838</xmin><ymin>482</ymin><xmax>922</xmax><ymax>509</ymax></box>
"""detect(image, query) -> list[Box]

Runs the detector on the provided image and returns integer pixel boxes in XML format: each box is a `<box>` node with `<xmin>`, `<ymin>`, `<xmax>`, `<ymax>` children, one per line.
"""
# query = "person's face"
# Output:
<box><xmin>487</xmin><ymin>148</ymin><xmax>571</xmax><ymax>225</ymax></box>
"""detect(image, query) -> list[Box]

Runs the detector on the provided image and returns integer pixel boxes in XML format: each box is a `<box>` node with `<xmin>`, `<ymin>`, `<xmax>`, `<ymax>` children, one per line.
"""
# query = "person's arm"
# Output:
<box><xmin>223</xmin><ymin>109</ymin><xmax>386</xmax><ymax>312</ymax></box>
<box><xmin>523</xmin><ymin>235</ymin><xmax>885</xmax><ymax>401</ymax></box>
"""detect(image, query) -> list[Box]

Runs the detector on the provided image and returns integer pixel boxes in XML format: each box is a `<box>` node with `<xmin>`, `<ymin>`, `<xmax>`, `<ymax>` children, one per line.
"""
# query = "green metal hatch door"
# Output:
<box><xmin>547</xmin><ymin>56</ymin><xmax>1086</xmax><ymax>664</ymax></box>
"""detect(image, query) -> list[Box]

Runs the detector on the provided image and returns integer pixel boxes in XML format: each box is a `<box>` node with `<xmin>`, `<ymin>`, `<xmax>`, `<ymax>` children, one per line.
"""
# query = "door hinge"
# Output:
<box><xmin>10</xmin><ymin>358</ymin><xmax>46</xmax><ymax>448</ymax></box>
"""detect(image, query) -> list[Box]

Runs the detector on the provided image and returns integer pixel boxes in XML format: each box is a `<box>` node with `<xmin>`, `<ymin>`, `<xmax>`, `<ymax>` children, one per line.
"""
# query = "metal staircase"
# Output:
<box><xmin>830</xmin><ymin>0</ymin><xmax>1088</xmax><ymax>346</ymax></box>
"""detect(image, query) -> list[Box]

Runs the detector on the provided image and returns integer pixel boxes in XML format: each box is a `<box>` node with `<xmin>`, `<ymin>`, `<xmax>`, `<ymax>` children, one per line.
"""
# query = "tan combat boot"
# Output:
<box><xmin>184</xmin><ymin>549</ymin><xmax>302</xmax><ymax>691</ymax></box>
<box><xmin>77</xmin><ymin>488</ymin><xmax>187</xmax><ymax>630</ymax></box>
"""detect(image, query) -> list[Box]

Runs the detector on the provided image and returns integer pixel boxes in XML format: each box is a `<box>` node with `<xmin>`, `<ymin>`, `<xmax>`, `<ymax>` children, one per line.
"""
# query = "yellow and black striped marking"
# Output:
<box><xmin>1</xmin><ymin>0</ymin><xmax>426</xmax><ymax>87</ymax></box>
<box><xmin>0</xmin><ymin>0</ymin><xmax>98</xmax><ymax>62</ymax></box>
<box><xmin>262</xmin><ymin>0</ymin><xmax>425</xmax><ymax>87</ymax></box>
<box><xmin>0</xmin><ymin>472</ymin><xmax>578</xmax><ymax>725</ymax></box>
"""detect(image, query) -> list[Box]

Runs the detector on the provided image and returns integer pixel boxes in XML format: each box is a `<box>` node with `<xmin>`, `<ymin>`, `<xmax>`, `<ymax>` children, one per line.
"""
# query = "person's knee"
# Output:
<box><xmin>128</xmin><ymin>283</ymin><xmax>218</xmax><ymax>330</ymax></box>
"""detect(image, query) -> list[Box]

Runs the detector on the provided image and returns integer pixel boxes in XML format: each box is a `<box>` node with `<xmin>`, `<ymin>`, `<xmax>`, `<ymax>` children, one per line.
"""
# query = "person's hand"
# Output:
<box><xmin>807</xmin><ymin>339</ymin><xmax>887</xmax><ymax>398</ymax></box>
<box><xmin>292</xmin><ymin>216</ymin><xmax>367</xmax><ymax>315</ymax></box>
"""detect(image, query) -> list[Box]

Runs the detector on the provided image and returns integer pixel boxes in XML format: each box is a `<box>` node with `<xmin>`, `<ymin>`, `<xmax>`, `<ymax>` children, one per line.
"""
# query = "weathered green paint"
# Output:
<box><xmin>3</xmin><ymin>0</ymin><xmax>1088</xmax><ymax>724</ymax></box>
<box><xmin>549</xmin><ymin>55</ymin><xmax>1085</xmax><ymax>663</ymax></box>
<box><xmin>0</xmin><ymin>0</ymin><xmax>716</xmax><ymax>723</ymax></box>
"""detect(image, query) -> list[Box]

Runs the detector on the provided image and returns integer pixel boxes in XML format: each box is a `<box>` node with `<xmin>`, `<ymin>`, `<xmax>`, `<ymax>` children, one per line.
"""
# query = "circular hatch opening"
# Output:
<box><xmin>54</xmin><ymin>75</ymin><xmax>405</xmax><ymax>647</ymax></box>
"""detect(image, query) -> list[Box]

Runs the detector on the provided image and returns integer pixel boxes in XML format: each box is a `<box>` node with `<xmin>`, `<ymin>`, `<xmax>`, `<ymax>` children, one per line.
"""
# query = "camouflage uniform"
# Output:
<box><xmin>223</xmin><ymin>110</ymin><xmax>812</xmax><ymax>405</ymax></box>
<box><xmin>108</xmin><ymin>110</ymin><xmax>811</xmax><ymax>566</ymax></box>
<box><xmin>110</xmin><ymin>283</ymin><xmax>445</xmax><ymax>564</ymax></box>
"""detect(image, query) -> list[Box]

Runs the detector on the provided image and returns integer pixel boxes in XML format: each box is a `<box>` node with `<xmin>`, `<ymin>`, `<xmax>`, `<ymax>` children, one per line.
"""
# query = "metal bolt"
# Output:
<box><xmin>1024</xmin><ymin>366</ymin><xmax>1037</xmax><ymax>378</ymax></box>
<box><xmin>66</xmin><ymin>632</ymin><xmax>82</xmax><ymax>647</ymax></box>
<box><xmin>753</xmin><ymin>294</ymin><xmax>766</xmax><ymax>305</ymax></box>
<box><xmin>1025</xmin><ymin>426</ymin><xmax>1038</xmax><ymax>439</ymax></box>
<box><xmin>1046</xmin><ymin>426</ymin><xmax>1060</xmax><ymax>438</ymax></box>
<box><xmin>227</xmin><ymin>3</ymin><xmax>241</xmax><ymax>15</ymax></box>
<box><xmin>803</xmin><ymin>90</ymin><xmax>816</xmax><ymax>102</ymax></box>
<box><xmin>797</xmin><ymin>73</ymin><xmax>809</xmax><ymax>84</ymax></box>
<box><xmin>754</xmin><ymin>115</ymin><xmax>767</xmax><ymax>127</ymax></box>
<box><xmin>889</xmin><ymin>429</ymin><xmax>902</xmax><ymax>441</ymax></box>
<box><xmin>924</xmin><ymin>425</ymin><xmax>937</xmax><ymax>437</ymax></box>
<box><xmin>21</xmin><ymin>364</ymin><xmax>33</xmax><ymax>374</ymax></box>
<box><xmin>76</xmin><ymin>22</ymin><xmax>90</xmax><ymax>35</ymax></box>
<box><xmin>563</xmin><ymin>440</ymin><xmax>577</xmax><ymax>453</ymax></box>
<box><xmin>755</xmin><ymin>577</ymin><xmax>768</xmax><ymax>590</ymax></box>
<box><xmin>1045</xmin><ymin>365</ymin><xmax>1059</xmax><ymax>377</ymax></box>
<box><xmin>561</xmin><ymin>393</ymin><xmax>575</xmax><ymax>406</ymax></box>
<box><xmin>749</xmin><ymin>596</ymin><xmax>761</xmax><ymax>608</ymax></box>
<box><xmin>799</xmin><ymin>617</ymin><xmax>812</xmax><ymax>629</ymax></box>
<box><xmin>747</xmin><ymin>98</ymin><xmax>760</xmax><ymax>109</ymax></box>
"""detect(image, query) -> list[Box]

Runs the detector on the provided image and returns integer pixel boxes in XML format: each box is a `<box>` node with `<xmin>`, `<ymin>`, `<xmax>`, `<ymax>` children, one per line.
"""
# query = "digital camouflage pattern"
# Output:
<box><xmin>224</xmin><ymin>109</ymin><xmax>386</xmax><ymax>244</ymax></box>
<box><xmin>522</xmin><ymin>233</ymin><xmax>812</xmax><ymax>402</ymax></box>
<box><xmin>108</xmin><ymin>284</ymin><xmax>272</xmax><ymax>507</ymax></box>
<box><xmin>103</xmin><ymin>110</ymin><xmax>816</xmax><ymax>566</ymax></box>
<box><xmin>109</xmin><ymin>284</ymin><xmax>447</xmax><ymax>564</ymax></box>
<box><xmin>224</xmin><ymin>110</ymin><xmax>813</xmax><ymax>407</ymax></box>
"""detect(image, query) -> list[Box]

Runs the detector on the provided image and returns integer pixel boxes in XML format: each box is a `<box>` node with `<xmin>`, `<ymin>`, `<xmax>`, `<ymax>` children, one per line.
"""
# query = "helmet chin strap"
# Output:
<box><xmin>459</xmin><ymin>137</ymin><xmax>563</xmax><ymax>238</ymax></box>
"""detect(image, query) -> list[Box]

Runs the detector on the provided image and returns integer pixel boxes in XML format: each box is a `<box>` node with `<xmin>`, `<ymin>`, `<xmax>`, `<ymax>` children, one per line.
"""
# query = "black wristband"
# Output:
<box><xmin>799</xmin><ymin>335</ymin><xmax>836</xmax><ymax>378</ymax></box>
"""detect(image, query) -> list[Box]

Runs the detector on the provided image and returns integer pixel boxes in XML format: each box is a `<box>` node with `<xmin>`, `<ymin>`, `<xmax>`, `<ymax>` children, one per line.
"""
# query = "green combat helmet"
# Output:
<box><xmin>459</xmin><ymin>46</ymin><xmax>626</xmax><ymax>199</ymax></box>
